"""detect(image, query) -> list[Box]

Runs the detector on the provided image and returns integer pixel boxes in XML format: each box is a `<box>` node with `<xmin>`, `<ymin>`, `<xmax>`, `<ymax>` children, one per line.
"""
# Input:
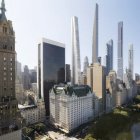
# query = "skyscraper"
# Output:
<box><xmin>0</xmin><ymin>0</ymin><xmax>21</xmax><ymax>137</ymax></box>
<box><xmin>37</xmin><ymin>38</ymin><xmax>65</xmax><ymax>116</ymax></box>
<box><xmin>23</xmin><ymin>65</ymin><xmax>30</xmax><ymax>90</ymax></box>
<box><xmin>128</xmin><ymin>44</ymin><xmax>133</xmax><ymax>79</ymax></box>
<box><xmin>117</xmin><ymin>22</ymin><xmax>123</xmax><ymax>80</ymax></box>
<box><xmin>15</xmin><ymin>61</ymin><xmax>24</xmax><ymax>104</ymax></box>
<box><xmin>71</xmin><ymin>16</ymin><xmax>81</xmax><ymax>85</ymax></box>
<box><xmin>92</xmin><ymin>3</ymin><xmax>98</xmax><ymax>64</ymax></box>
<box><xmin>87</xmin><ymin>65</ymin><xmax>93</xmax><ymax>90</ymax></box>
<box><xmin>30</xmin><ymin>68</ymin><xmax>37</xmax><ymax>83</ymax></box>
<box><xmin>83</xmin><ymin>56</ymin><xmax>89</xmax><ymax>75</ymax></box>
<box><xmin>98</xmin><ymin>56</ymin><xmax>101</xmax><ymax>64</ymax></box>
<box><xmin>93</xmin><ymin>63</ymin><xmax>106</xmax><ymax>112</ymax></box>
<box><xmin>65</xmin><ymin>64</ymin><xmax>71</xmax><ymax>83</ymax></box>
<box><xmin>106</xmin><ymin>39</ymin><xmax>113</xmax><ymax>75</ymax></box>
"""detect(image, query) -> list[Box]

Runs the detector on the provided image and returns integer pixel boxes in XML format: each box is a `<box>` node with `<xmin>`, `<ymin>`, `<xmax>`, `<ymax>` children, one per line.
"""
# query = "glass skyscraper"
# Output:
<box><xmin>37</xmin><ymin>38</ymin><xmax>65</xmax><ymax>116</ymax></box>
<box><xmin>117</xmin><ymin>21</ymin><xmax>123</xmax><ymax>80</ymax></box>
<box><xmin>128</xmin><ymin>44</ymin><xmax>133</xmax><ymax>79</ymax></box>
<box><xmin>71</xmin><ymin>16</ymin><xmax>81</xmax><ymax>85</ymax></box>
<box><xmin>106</xmin><ymin>39</ymin><xmax>113</xmax><ymax>75</ymax></box>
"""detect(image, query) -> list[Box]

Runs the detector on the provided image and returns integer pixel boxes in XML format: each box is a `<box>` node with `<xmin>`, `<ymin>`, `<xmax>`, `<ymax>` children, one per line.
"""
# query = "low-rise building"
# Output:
<box><xmin>18</xmin><ymin>99</ymin><xmax>45</xmax><ymax>126</ymax></box>
<box><xmin>0</xmin><ymin>130</ymin><xmax>22</xmax><ymax>140</ymax></box>
<box><xmin>49</xmin><ymin>85</ymin><xmax>94</xmax><ymax>133</ymax></box>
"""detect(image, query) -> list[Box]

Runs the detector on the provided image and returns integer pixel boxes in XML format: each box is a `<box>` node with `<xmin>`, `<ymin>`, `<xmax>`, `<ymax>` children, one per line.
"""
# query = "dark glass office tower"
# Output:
<box><xmin>37</xmin><ymin>38</ymin><xmax>65</xmax><ymax>116</ymax></box>
<box><xmin>106</xmin><ymin>39</ymin><xmax>113</xmax><ymax>75</ymax></box>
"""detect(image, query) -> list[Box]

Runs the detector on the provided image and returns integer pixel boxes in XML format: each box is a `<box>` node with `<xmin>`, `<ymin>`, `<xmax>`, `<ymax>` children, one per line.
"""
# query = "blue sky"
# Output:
<box><xmin>5</xmin><ymin>0</ymin><xmax>140</xmax><ymax>74</ymax></box>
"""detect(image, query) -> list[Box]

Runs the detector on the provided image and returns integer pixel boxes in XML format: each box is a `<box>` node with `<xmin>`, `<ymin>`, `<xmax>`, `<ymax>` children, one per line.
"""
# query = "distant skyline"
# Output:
<box><xmin>5</xmin><ymin>0</ymin><xmax>140</xmax><ymax>74</ymax></box>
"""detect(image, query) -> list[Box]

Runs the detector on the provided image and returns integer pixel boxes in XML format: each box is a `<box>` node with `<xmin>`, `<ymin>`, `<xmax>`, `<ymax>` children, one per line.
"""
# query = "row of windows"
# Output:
<box><xmin>3</xmin><ymin>45</ymin><xmax>13</xmax><ymax>50</ymax></box>
<box><xmin>4</xmin><ymin>67</ymin><xmax>13</xmax><ymax>71</ymax></box>
<box><xmin>3</xmin><ymin>72</ymin><xmax>12</xmax><ymax>76</ymax></box>
<box><xmin>4</xmin><ymin>57</ymin><xmax>13</xmax><ymax>61</ymax></box>
<box><xmin>3</xmin><ymin>87</ymin><xmax>13</xmax><ymax>91</ymax></box>
<box><xmin>3</xmin><ymin>77</ymin><xmax>13</xmax><ymax>81</ymax></box>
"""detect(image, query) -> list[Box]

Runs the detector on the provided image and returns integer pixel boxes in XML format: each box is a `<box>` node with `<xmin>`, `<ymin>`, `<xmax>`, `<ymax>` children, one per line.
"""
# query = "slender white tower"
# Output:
<box><xmin>71</xmin><ymin>16</ymin><xmax>81</xmax><ymax>85</ymax></box>
<box><xmin>128</xmin><ymin>44</ymin><xmax>133</xmax><ymax>79</ymax></box>
<box><xmin>117</xmin><ymin>21</ymin><xmax>123</xmax><ymax>80</ymax></box>
<box><xmin>92</xmin><ymin>3</ymin><xmax>98</xmax><ymax>64</ymax></box>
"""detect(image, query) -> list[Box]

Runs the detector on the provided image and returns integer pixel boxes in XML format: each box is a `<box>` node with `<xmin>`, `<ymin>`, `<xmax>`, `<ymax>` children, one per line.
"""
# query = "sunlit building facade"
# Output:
<box><xmin>71</xmin><ymin>16</ymin><xmax>81</xmax><ymax>85</ymax></box>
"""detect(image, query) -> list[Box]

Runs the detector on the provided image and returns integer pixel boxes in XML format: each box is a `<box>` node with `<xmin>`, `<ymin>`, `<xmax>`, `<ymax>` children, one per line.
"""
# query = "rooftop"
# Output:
<box><xmin>42</xmin><ymin>38</ymin><xmax>65</xmax><ymax>48</ymax></box>
<box><xmin>18</xmin><ymin>104</ymin><xmax>37</xmax><ymax>110</ymax></box>
<box><xmin>51</xmin><ymin>85</ymin><xmax>92</xmax><ymax>97</ymax></box>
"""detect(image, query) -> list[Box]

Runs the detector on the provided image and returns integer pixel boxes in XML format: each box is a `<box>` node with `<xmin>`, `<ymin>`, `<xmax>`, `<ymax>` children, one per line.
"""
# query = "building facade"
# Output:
<box><xmin>65</xmin><ymin>64</ymin><xmax>71</xmax><ymax>83</ymax></box>
<box><xmin>15</xmin><ymin>61</ymin><xmax>24</xmax><ymax>104</ymax></box>
<box><xmin>92</xmin><ymin>3</ymin><xmax>98</xmax><ymax>64</ymax></box>
<box><xmin>106</xmin><ymin>70</ymin><xmax>117</xmax><ymax>108</ymax></box>
<box><xmin>0</xmin><ymin>0</ymin><xmax>22</xmax><ymax>136</ymax></box>
<box><xmin>23</xmin><ymin>65</ymin><xmax>31</xmax><ymax>90</ymax></box>
<box><xmin>135</xmin><ymin>73</ymin><xmax>140</xmax><ymax>82</ymax></box>
<box><xmin>98</xmin><ymin>56</ymin><xmax>101</xmax><ymax>64</ymax></box>
<box><xmin>0</xmin><ymin>130</ymin><xmax>21</xmax><ymax>140</ymax></box>
<box><xmin>128</xmin><ymin>44</ymin><xmax>133</xmax><ymax>79</ymax></box>
<box><xmin>49</xmin><ymin>85</ymin><xmax>94</xmax><ymax>133</ymax></box>
<box><xmin>19</xmin><ymin>99</ymin><xmax>45</xmax><ymax>126</ymax></box>
<box><xmin>106</xmin><ymin>39</ymin><xmax>113</xmax><ymax>75</ymax></box>
<box><xmin>117</xmin><ymin>21</ymin><xmax>123</xmax><ymax>80</ymax></box>
<box><xmin>83</xmin><ymin>56</ymin><xmax>89</xmax><ymax>75</ymax></box>
<box><xmin>37</xmin><ymin>38</ymin><xmax>65</xmax><ymax>116</ymax></box>
<box><xmin>93</xmin><ymin>63</ymin><xmax>106</xmax><ymax>112</ymax></box>
<box><xmin>86</xmin><ymin>65</ymin><xmax>93</xmax><ymax>90</ymax></box>
<box><xmin>30</xmin><ymin>68</ymin><xmax>37</xmax><ymax>83</ymax></box>
<box><xmin>71</xmin><ymin>16</ymin><xmax>81</xmax><ymax>85</ymax></box>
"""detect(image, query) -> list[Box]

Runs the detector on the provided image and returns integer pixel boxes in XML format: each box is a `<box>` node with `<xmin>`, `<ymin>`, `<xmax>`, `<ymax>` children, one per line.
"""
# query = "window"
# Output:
<box><xmin>3</xmin><ymin>26</ymin><xmax>7</xmax><ymax>34</ymax></box>
<box><xmin>3</xmin><ymin>45</ymin><xmax>7</xmax><ymax>49</ymax></box>
<box><xmin>4</xmin><ymin>57</ymin><xmax>6</xmax><ymax>61</ymax></box>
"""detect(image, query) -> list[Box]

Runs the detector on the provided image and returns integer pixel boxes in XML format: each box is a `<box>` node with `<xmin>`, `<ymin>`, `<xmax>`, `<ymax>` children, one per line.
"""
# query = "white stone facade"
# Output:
<box><xmin>49</xmin><ymin>86</ymin><xmax>94</xmax><ymax>133</ymax></box>
<box><xmin>19</xmin><ymin>100</ymin><xmax>45</xmax><ymax>126</ymax></box>
<box><xmin>0</xmin><ymin>130</ymin><xmax>21</xmax><ymax>140</ymax></box>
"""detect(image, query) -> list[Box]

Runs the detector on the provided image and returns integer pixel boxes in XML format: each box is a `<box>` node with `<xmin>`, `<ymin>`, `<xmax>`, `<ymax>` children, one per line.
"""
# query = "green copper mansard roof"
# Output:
<box><xmin>0</xmin><ymin>0</ymin><xmax>7</xmax><ymax>22</ymax></box>
<box><xmin>51</xmin><ymin>85</ymin><xmax>92</xmax><ymax>97</ymax></box>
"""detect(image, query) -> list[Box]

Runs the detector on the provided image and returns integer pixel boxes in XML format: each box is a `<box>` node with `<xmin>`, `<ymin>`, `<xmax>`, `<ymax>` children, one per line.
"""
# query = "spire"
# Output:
<box><xmin>1</xmin><ymin>0</ymin><xmax>6</xmax><ymax>13</ymax></box>
<box><xmin>0</xmin><ymin>0</ymin><xmax>7</xmax><ymax>21</ymax></box>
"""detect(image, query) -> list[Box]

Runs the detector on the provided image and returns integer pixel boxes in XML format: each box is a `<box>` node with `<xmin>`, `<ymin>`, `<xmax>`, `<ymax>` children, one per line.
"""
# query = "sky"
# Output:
<box><xmin>4</xmin><ymin>0</ymin><xmax>140</xmax><ymax>74</ymax></box>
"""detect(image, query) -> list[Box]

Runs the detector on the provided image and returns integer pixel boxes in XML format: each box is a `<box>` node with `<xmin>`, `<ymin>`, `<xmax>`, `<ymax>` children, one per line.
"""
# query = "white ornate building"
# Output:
<box><xmin>18</xmin><ymin>99</ymin><xmax>45</xmax><ymax>126</ymax></box>
<box><xmin>49</xmin><ymin>85</ymin><xmax>94</xmax><ymax>133</ymax></box>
